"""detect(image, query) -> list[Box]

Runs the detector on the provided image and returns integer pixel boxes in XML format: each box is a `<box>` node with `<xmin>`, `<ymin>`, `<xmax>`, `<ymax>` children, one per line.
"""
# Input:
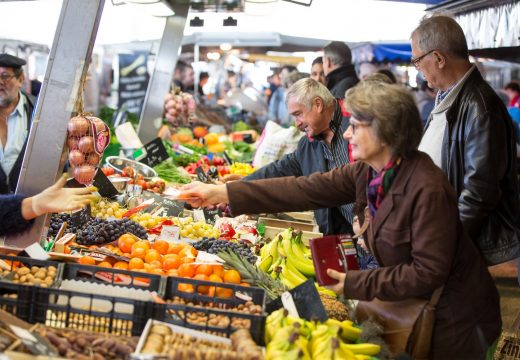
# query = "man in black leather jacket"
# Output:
<box><xmin>322</xmin><ymin>41</ymin><xmax>359</xmax><ymax>99</ymax></box>
<box><xmin>412</xmin><ymin>16</ymin><xmax>520</xmax><ymax>265</ymax></box>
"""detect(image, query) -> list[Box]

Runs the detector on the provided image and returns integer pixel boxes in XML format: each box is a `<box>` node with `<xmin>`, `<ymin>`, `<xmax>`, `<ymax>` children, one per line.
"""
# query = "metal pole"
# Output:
<box><xmin>137</xmin><ymin>5</ymin><xmax>189</xmax><ymax>144</ymax></box>
<box><xmin>4</xmin><ymin>0</ymin><xmax>105</xmax><ymax>248</ymax></box>
<box><xmin>194</xmin><ymin>43</ymin><xmax>200</xmax><ymax>100</ymax></box>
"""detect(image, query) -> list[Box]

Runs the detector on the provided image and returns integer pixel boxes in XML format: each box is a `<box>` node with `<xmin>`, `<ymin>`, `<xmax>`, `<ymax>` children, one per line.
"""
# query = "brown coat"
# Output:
<box><xmin>228</xmin><ymin>151</ymin><xmax>501</xmax><ymax>359</ymax></box>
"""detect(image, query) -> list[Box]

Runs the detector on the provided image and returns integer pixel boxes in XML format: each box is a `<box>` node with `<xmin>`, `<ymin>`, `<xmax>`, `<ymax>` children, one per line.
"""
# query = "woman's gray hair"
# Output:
<box><xmin>411</xmin><ymin>15</ymin><xmax>468</xmax><ymax>59</ymax></box>
<box><xmin>344</xmin><ymin>81</ymin><xmax>423</xmax><ymax>157</ymax></box>
<box><xmin>286</xmin><ymin>78</ymin><xmax>336</xmax><ymax>110</ymax></box>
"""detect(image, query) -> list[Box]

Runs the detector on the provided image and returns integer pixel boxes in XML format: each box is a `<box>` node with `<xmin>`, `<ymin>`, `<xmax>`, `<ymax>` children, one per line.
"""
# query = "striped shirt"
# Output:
<box><xmin>316</xmin><ymin>104</ymin><xmax>355</xmax><ymax>225</ymax></box>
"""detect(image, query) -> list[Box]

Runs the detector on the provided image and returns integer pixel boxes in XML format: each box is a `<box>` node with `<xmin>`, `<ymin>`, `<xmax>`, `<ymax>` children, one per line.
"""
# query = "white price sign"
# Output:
<box><xmin>159</xmin><ymin>226</ymin><xmax>180</xmax><ymax>242</ymax></box>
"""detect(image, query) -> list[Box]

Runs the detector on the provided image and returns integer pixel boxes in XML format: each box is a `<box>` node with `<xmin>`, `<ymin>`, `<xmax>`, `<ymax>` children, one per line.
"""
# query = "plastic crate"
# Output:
<box><xmin>157</xmin><ymin>276</ymin><xmax>267</xmax><ymax>345</ymax></box>
<box><xmin>31</xmin><ymin>287</ymin><xmax>157</xmax><ymax>337</ymax></box>
<box><xmin>62</xmin><ymin>263</ymin><xmax>166</xmax><ymax>294</ymax></box>
<box><xmin>0</xmin><ymin>281</ymin><xmax>34</xmax><ymax>321</ymax></box>
<box><xmin>0</xmin><ymin>254</ymin><xmax>64</xmax><ymax>287</ymax></box>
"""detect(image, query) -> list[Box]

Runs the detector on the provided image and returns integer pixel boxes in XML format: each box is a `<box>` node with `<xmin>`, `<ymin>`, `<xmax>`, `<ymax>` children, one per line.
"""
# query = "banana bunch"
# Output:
<box><xmin>259</xmin><ymin>228</ymin><xmax>317</xmax><ymax>289</ymax></box>
<box><xmin>265</xmin><ymin>309</ymin><xmax>381</xmax><ymax>360</ymax></box>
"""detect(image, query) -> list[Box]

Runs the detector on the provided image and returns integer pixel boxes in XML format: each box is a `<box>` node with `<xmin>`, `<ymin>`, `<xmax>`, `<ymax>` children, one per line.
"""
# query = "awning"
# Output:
<box><xmin>351</xmin><ymin>42</ymin><xmax>412</xmax><ymax>64</ymax></box>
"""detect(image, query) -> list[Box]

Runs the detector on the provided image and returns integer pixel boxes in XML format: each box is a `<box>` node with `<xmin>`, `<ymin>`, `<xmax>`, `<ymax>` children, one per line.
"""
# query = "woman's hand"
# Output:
<box><xmin>178</xmin><ymin>181</ymin><xmax>229</xmax><ymax>208</ymax></box>
<box><xmin>23</xmin><ymin>174</ymin><xmax>98</xmax><ymax>220</ymax></box>
<box><xmin>326</xmin><ymin>269</ymin><xmax>346</xmax><ymax>295</ymax></box>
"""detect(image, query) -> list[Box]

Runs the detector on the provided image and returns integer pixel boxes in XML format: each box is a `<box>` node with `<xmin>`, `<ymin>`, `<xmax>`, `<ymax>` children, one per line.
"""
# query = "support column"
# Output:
<box><xmin>137</xmin><ymin>5</ymin><xmax>189</xmax><ymax>144</ymax></box>
<box><xmin>4</xmin><ymin>0</ymin><xmax>105</xmax><ymax>248</ymax></box>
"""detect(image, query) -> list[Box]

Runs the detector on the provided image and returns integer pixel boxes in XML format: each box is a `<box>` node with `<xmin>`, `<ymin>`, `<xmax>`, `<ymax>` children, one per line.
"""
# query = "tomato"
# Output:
<box><xmin>101</xmin><ymin>167</ymin><xmax>114</xmax><ymax>176</ymax></box>
<box><xmin>122</xmin><ymin>166</ymin><xmax>135</xmax><ymax>177</ymax></box>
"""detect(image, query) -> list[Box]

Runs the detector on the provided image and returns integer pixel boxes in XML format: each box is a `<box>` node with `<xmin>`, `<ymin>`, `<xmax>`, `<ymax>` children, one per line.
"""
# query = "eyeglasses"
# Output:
<box><xmin>348</xmin><ymin>122</ymin><xmax>371</xmax><ymax>134</ymax></box>
<box><xmin>410</xmin><ymin>49</ymin><xmax>436</xmax><ymax>69</ymax></box>
<box><xmin>0</xmin><ymin>73</ymin><xmax>17</xmax><ymax>83</ymax></box>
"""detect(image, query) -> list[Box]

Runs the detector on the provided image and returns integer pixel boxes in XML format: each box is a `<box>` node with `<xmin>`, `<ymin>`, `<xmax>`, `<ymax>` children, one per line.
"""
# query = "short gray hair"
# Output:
<box><xmin>411</xmin><ymin>15</ymin><xmax>468</xmax><ymax>59</ymax></box>
<box><xmin>345</xmin><ymin>81</ymin><xmax>423</xmax><ymax>157</ymax></box>
<box><xmin>286</xmin><ymin>78</ymin><xmax>336</xmax><ymax>110</ymax></box>
<box><xmin>323</xmin><ymin>41</ymin><xmax>352</xmax><ymax>66</ymax></box>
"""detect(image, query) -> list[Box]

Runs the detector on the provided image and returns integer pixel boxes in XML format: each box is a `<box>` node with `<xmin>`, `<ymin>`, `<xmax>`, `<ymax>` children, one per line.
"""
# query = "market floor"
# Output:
<box><xmin>489</xmin><ymin>259</ymin><xmax>520</xmax><ymax>329</ymax></box>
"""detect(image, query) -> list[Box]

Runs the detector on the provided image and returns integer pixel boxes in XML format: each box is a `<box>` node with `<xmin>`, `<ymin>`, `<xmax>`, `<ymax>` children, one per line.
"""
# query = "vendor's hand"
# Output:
<box><xmin>326</xmin><ymin>269</ymin><xmax>346</xmax><ymax>295</ymax></box>
<box><xmin>221</xmin><ymin>174</ymin><xmax>243</xmax><ymax>183</ymax></box>
<box><xmin>30</xmin><ymin>174</ymin><xmax>98</xmax><ymax>217</ymax></box>
<box><xmin>179</xmin><ymin>181</ymin><xmax>229</xmax><ymax>208</ymax></box>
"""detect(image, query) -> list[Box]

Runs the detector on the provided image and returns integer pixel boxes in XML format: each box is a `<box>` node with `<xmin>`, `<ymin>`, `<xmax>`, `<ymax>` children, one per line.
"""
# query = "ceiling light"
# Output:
<box><xmin>190</xmin><ymin>16</ymin><xmax>204</xmax><ymax>27</ymax></box>
<box><xmin>207</xmin><ymin>52</ymin><xmax>221</xmax><ymax>60</ymax></box>
<box><xmin>220</xmin><ymin>43</ymin><xmax>232</xmax><ymax>51</ymax></box>
<box><xmin>223</xmin><ymin>16</ymin><xmax>237</xmax><ymax>26</ymax></box>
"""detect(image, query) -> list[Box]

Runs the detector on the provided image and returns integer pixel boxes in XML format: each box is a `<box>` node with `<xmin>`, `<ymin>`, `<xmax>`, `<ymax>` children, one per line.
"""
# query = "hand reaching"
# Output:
<box><xmin>178</xmin><ymin>181</ymin><xmax>228</xmax><ymax>208</ymax></box>
<box><xmin>31</xmin><ymin>174</ymin><xmax>98</xmax><ymax>217</ymax></box>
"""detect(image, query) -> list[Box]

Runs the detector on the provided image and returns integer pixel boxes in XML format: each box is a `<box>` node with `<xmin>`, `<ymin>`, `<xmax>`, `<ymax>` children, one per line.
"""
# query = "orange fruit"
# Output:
<box><xmin>216</xmin><ymin>287</ymin><xmax>234</xmax><ymax>299</ymax></box>
<box><xmin>128</xmin><ymin>257</ymin><xmax>144</xmax><ymax>270</ymax></box>
<box><xmin>64</xmin><ymin>245</ymin><xmax>71</xmax><ymax>255</ymax></box>
<box><xmin>196</xmin><ymin>264</ymin><xmax>213</xmax><ymax>277</ymax></box>
<box><xmin>167</xmin><ymin>269</ymin><xmax>179</xmax><ymax>277</ymax></box>
<box><xmin>168</xmin><ymin>242</ymin><xmax>185</xmax><ymax>255</ymax></box>
<box><xmin>178</xmin><ymin>283</ymin><xmax>194</xmax><ymax>293</ymax></box>
<box><xmin>103</xmin><ymin>244</ymin><xmax>116</xmax><ymax>252</ymax></box>
<box><xmin>162</xmin><ymin>254</ymin><xmax>181</xmax><ymax>271</ymax></box>
<box><xmin>152</xmin><ymin>239</ymin><xmax>169</xmax><ymax>255</ymax></box>
<box><xmin>239</xmin><ymin>282</ymin><xmax>250</xmax><ymax>287</ymax></box>
<box><xmin>131</xmin><ymin>247</ymin><xmax>146</xmax><ymax>259</ymax></box>
<box><xmin>178</xmin><ymin>263</ymin><xmax>196</xmax><ymax>278</ymax></box>
<box><xmin>132</xmin><ymin>240</ymin><xmax>151</xmax><ymax>253</ymax></box>
<box><xmin>78</xmin><ymin>256</ymin><xmax>96</xmax><ymax>266</ymax></box>
<box><xmin>193</xmin><ymin>274</ymin><xmax>210</xmax><ymax>294</ymax></box>
<box><xmin>144</xmin><ymin>250</ymin><xmax>161</xmax><ymax>264</ymax></box>
<box><xmin>208</xmin><ymin>274</ymin><xmax>223</xmax><ymax>283</ymax></box>
<box><xmin>151</xmin><ymin>268</ymin><xmax>165</xmax><ymax>276</ymax></box>
<box><xmin>98</xmin><ymin>261</ymin><xmax>112</xmax><ymax>268</ymax></box>
<box><xmin>118</xmin><ymin>234</ymin><xmax>136</xmax><ymax>253</ymax></box>
<box><xmin>223</xmin><ymin>269</ymin><xmax>241</xmax><ymax>284</ymax></box>
<box><xmin>212</xmin><ymin>265</ymin><xmax>225</xmax><ymax>278</ymax></box>
<box><xmin>113</xmin><ymin>261</ymin><xmax>129</xmax><ymax>270</ymax></box>
<box><xmin>179</xmin><ymin>246</ymin><xmax>197</xmax><ymax>259</ymax></box>
<box><xmin>148</xmin><ymin>260</ymin><xmax>162</xmax><ymax>269</ymax></box>
<box><xmin>182</xmin><ymin>257</ymin><xmax>195</xmax><ymax>264</ymax></box>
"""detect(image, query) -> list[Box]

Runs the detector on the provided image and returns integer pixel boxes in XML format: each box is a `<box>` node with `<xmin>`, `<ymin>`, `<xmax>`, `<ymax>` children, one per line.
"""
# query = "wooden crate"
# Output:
<box><xmin>258</xmin><ymin>217</ymin><xmax>319</xmax><ymax>233</ymax></box>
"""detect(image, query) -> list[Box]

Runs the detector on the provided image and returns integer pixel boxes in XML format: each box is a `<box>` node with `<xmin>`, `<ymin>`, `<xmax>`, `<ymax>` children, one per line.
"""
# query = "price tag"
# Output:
<box><xmin>196</xmin><ymin>166</ymin><xmax>209</xmax><ymax>183</ymax></box>
<box><xmin>70</xmin><ymin>204</ymin><xmax>92</xmax><ymax>228</ymax></box>
<box><xmin>142</xmin><ymin>192</ymin><xmax>184</xmax><ymax>217</ymax></box>
<box><xmin>139</xmin><ymin>137</ymin><xmax>169</xmax><ymax>167</ymax></box>
<box><xmin>24</xmin><ymin>243</ymin><xmax>50</xmax><ymax>261</ymax></box>
<box><xmin>193</xmin><ymin>209</ymin><xmax>205</xmax><ymax>223</ymax></box>
<box><xmin>281</xmin><ymin>292</ymin><xmax>300</xmax><ymax>318</ymax></box>
<box><xmin>289</xmin><ymin>280</ymin><xmax>328</xmax><ymax>322</ymax></box>
<box><xmin>10</xmin><ymin>325</ymin><xmax>58</xmax><ymax>356</ymax></box>
<box><xmin>203</xmin><ymin>208</ymin><xmax>221</xmax><ymax>225</ymax></box>
<box><xmin>160</xmin><ymin>226</ymin><xmax>180</xmax><ymax>242</ymax></box>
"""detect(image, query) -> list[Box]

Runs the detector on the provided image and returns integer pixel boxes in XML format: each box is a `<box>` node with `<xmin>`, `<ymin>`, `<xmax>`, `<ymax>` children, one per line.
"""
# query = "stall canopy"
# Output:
<box><xmin>351</xmin><ymin>42</ymin><xmax>412</xmax><ymax>63</ymax></box>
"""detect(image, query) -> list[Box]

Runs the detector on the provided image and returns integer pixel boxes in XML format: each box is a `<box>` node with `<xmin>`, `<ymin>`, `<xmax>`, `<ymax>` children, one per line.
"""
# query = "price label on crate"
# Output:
<box><xmin>160</xmin><ymin>226</ymin><xmax>180</xmax><ymax>242</ymax></box>
<box><xmin>193</xmin><ymin>209</ymin><xmax>205</xmax><ymax>223</ymax></box>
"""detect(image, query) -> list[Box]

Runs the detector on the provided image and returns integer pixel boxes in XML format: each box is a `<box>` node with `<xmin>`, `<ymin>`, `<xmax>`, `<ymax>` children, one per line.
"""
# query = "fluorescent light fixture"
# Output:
<box><xmin>207</xmin><ymin>52</ymin><xmax>221</xmax><ymax>60</ymax></box>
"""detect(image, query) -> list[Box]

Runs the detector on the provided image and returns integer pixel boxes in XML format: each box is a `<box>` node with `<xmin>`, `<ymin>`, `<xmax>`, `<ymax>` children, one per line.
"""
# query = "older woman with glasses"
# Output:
<box><xmin>180</xmin><ymin>80</ymin><xmax>501</xmax><ymax>359</ymax></box>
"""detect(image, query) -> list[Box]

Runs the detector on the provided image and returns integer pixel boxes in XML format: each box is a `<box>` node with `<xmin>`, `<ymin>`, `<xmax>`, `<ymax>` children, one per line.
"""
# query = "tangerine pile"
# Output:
<box><xmin>77</xmin><ymin>234</ymin><xmax>248</xmax><ymax>298</ymax></box>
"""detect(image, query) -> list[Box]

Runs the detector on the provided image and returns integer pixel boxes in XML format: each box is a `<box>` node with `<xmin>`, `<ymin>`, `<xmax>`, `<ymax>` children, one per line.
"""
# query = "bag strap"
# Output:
<box><xmin>429</xmin><ymin>286</ymin><xmax>444</xmax><ymax>307</ymax></box>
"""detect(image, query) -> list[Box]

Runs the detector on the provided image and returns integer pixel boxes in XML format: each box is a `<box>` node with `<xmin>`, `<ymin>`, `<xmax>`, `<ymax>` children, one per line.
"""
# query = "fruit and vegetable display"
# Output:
<box><xmin>193</xmin><ymin>238</ymin><xmax>257</xmax><ymax>264</ymax></box>
<box><xmin>39</xmin><ymin>327</ymin><xmax>137</xmax><ymax>360</ymax></box>
<box><xmin>265</xmin><ymin>308</ymin><xmax>381</xmax><ymax>360</ymax></box>
<box><xmin>67</xmin><ymin>115</ymin><xmax>110</xmax><ymax>185</ymax></box>
<box><xmin>0</xmin><ymin>264</ymin><xmax>58</xmax><ymax>288</ymax></box>
<box><xmin>153</xmin><ymin>160</ymin><xmax>191</xmax><ymax>184</ymax></box>
<box><xmin>75</xmin><ymin>217</ymin><xmax>147</xmax><ymax>246</ymax></box>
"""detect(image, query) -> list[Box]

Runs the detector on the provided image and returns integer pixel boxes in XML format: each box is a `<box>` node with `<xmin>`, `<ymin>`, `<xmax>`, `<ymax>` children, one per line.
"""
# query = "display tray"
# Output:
<box><xmin>155</xmin><ymin>276</ymin><xmax>266</xmax><ymax>345</ymax></box>
<box><xmin>62</xmin><ymin>263</ymin><xmax>166</xmax><ymax>293</ymax></box>
<box><xmin>0</xmin><ymin>254</ymin><xmax>64</xmax><ymax>289</ymax></box>
<box><xmin>31</xmin><ymin>286</ymin><xmax>157</xmax><ymax>337</ymax></box>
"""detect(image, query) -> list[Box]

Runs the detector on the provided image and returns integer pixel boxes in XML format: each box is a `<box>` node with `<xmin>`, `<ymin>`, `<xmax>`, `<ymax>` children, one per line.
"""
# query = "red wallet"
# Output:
<box><xmin>309</xmin><ymin>235</ymin><xmax>358</xmax><ymax>286</ymax></box>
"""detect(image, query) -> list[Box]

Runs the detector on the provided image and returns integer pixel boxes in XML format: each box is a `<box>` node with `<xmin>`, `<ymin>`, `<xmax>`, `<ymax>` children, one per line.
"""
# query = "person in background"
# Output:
<box><xmin>0</xmin><ymin>54</ymin><xmax>35</xmax><ymax>195</ymax></box>
<box><xmin>413</xmin><ymin>15</ymin><xmax>519</xmax><ymax>265</ymax></box>
<box><xmin>197</xmin><ymin>71</ymin><xmax>210</xmax><ymax>104</ymax></box>
<box><xmin>322</xmin><ymin>41</ymin><xmax>359</xmax><ymax>98</ymax></box>
<box><xmin>310</xmin><ymin>56</ymin><xmax>326</xmax><ymax>85</ymax></box>
<box><xmin>376</xmin><ymin>69</ymin><xmax>397</xmax><ymax>84</ymax></box>
<box><xmin>179</xmin><ymin>80</ymin><xmax>502</xmax><ymax>359</ymax></box>
<box><xmin>172</xmin><ymin>60</ymin><xmax>194</xmax><ymax>93</ymax></box>
<box><xmin>246</xmin><ymin>78</ymin><xmax>355</xmax><ymax>236</ymax></box>
<box><xmin>267</xmin><ymin>65</ymin><xmax>297</xmax><ymax>125</ymax></box>
<box><xmin>0</xmin><ymin>174</ymin><xmax>97</xmax><ymax>236</ymax></box>
<box><xmin>417</xmin><ymin>80</ymin><xmax>436</xmax><ymax>127</ymax></box>
<box><xmin>505</xmin><ymin>81</ymin><xmax>520</xmax><ymax>109</ymax></box>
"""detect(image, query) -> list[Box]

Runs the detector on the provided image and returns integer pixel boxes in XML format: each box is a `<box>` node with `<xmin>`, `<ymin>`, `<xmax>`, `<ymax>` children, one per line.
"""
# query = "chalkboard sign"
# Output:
<box><xmin>70</xmin><ymin>204</ymin><xmax>92</xmax><ymax>228</ymax></box>
<box><xmin>203</xmin><ymin>208</ymin><xmax>221</xmax><ymax>225</ymax></box>
<box><xmin>139</xmin><ymin>137</ymin><xmax>169</xmax><ymax>167</ymax></box>
<box><xmin>223</xmin><ymin>151</ymin><xmax>233</xmax><ymax>165</ymax></box>
<box><xmin>66</xmin><ymin>170</ymin><xmax>119</xmax><ymax>199</ymax></box>
<box><xmin>142</xmin><ymin>192</ymin><xmax>184</xmax><ymax>217</ymax></box>
<box><xmin>196</xmin><ymin>166</ymin><xmax>209</xmax><ymax>183</ymax></box>
<box><xmin>266</xmin><ymin>279</ymin><xmax>328</xmax><ymax>322</ymax></box>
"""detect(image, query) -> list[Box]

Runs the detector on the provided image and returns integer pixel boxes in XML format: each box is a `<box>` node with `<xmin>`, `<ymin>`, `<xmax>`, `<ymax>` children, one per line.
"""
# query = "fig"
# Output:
<box><xmin>68</xmin><ymin>116</ymin><xmax>89</xmax><ymax>136</ymax></box>
<box><xmin>73</xmin><ymin>165</ymin><xmax>96</xmax><ymax>185</ymax></box>
<box><xmin>78</xmin><ymin>136</ymin><xmax>94</xmax><ymax>153</ymax></box>
<box><xmin>68</xmin><ymin>150</ymin><xmax>85</xmax><ymax>166</ymax></box>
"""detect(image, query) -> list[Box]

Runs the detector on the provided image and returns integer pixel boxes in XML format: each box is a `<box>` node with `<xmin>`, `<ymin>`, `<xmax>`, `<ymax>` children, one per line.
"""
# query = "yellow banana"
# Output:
<box><xmin>353</xmin><ymin>354</ymin><xmax>371</xmax><ymax>360</ymax></box>
<box><xmin>316</xmin><ymin>283</ymin><xmax>339</xmax><ymax>298</ymax></box>
<box><xmin>335</xmin><ymin>340</ymin><xmax>358</xmax><ymax>360</ymax></box>
<box><xmin>286</xmin><ymin>259</ymin><xmax>308</xmax><ymax>282</ymax></box>
<box><xmin>260</xmin><ymin>240</ymin><xmax>274</xmax><ymax>259</ymax></box>
<box><xmin>269</xmin><ymin>237</ymin><xmax>280</xmax><ymax>260</ymax></box>
<box><xmin>259</xmin><ymin>255</ymin><xmax>273</xmax><ymax>273</ymax></box>
<box><xmin>340</xmin><ymin>324</ymin><xmax>362</xmax><ymax>343</ymax></box>
<box><xmin>281</xmin><ymin>261</ymin><xmax>307</xmax><ymax>289</ymax></box>
<box><xmin>342</xmin><ymin>343</ymin><xmax>381</xmax><ymax>356</ymax></box>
